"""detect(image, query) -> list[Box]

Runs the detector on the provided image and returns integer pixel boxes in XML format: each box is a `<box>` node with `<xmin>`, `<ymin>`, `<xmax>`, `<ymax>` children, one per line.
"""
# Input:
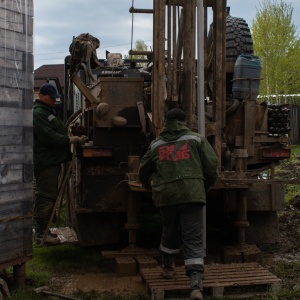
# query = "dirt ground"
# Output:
<box><xmin>262</xmin><ymin>198</ymin><xmax>300</xmax><ymax>265</ymax></box>
<box><xmin>47</xmin><ymin>198</ymin><xmax>300</xmax><ymax>299</ymax></box>
<box><xmin>50</xmin><ymin>272</ymin><xmax>147</xmax><ymax>297</ymax></box>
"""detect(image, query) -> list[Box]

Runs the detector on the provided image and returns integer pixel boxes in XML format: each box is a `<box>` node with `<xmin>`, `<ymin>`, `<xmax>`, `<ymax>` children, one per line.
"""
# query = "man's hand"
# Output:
<box><xmin>69</xmin><ymin>135</ymin><xmax>89</xmax><ymax>144</ymax></box>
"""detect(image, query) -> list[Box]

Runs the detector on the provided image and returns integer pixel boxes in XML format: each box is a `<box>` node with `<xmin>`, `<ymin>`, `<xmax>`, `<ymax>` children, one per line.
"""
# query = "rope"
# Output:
<box><xmin>131</xmin><ymin>0</ymin><xmax>134</xmax><ymax>51</ymax></box>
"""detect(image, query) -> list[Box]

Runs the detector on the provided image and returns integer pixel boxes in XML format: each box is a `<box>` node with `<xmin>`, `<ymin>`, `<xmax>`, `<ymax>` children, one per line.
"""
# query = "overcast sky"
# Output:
<box><xmin>34</xmin><ymin>0</ymin><xmax>300</xmax><ymax>70</ymax></box>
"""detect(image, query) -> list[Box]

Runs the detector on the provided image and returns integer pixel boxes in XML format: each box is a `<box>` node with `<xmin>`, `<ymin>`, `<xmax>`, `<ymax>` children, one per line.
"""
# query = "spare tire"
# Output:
<box><xmin>207</xmin><ymin>15</ymin><xmax>254</xmax><ymax>96</ymax></box>
<box><xmin>226</xmin><ymin>15</ymin><xmax>253</xmax><ymax>63</ymax></box>
<box><xmin>226</xmin><ymin>16</ymin><xmax>253</xmax><ymax>95</ymax></box>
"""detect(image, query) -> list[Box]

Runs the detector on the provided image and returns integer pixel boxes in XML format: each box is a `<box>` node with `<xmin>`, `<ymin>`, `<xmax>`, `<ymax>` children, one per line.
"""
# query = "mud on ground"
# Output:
<box><xmin>46</xmin><ymin>199</ymin><xmax>300</xmax><ymax>299</ymax></box>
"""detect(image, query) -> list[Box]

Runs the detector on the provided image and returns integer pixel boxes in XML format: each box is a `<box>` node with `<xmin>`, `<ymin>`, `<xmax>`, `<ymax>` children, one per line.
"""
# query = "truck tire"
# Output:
<box><xmin>226</xmin><ymin>15</ymin><xmax>253</xmax><ymax>64</ymax></box>
<box><xmin>206</xmin><ymin>15</ymin><xmax>253</xmax><ymax>95</ymax></box>
<box><xmin>226</xmin><ymin>16</ymin><xmax>253</xmax><ymax>95</ymax></box>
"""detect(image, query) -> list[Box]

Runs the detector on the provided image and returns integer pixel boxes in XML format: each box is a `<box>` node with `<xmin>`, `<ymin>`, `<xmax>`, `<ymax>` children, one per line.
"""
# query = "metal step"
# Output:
<box><xmin>140</xmin><ymin>263</ymin><xmax>281</xmax><ymax>299</ymax></box>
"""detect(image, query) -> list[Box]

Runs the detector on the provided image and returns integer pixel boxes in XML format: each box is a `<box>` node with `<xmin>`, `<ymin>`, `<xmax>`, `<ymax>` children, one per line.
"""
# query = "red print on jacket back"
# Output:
<box><xmin>159</xmin><ymin>143</ymin><xmax>190</xmax><ymax>161</ymax></box>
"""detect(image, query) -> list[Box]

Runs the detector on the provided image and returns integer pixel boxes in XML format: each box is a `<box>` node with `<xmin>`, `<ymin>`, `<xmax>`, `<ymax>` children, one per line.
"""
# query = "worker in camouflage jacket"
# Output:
<box><xmin>33</xmin><ymin>83</ymin><xmax>88</xmax><ymax>246</ymax></box>
<box><xmin>138</xmin><ymin>108</ymin><xmax>218</xmax><ymax>300</ymax></box>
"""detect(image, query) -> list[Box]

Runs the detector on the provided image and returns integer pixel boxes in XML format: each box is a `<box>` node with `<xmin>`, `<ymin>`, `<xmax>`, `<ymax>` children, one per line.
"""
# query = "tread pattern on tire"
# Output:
<box><xmin>206</xmin><ymin>15</ymin><xmax>254</xmax><ymax>95</ymax></box>
<box><xmin>226</xmin><ymin>16</ymin><xmax>253</xmax><ymax>62</ymax></box>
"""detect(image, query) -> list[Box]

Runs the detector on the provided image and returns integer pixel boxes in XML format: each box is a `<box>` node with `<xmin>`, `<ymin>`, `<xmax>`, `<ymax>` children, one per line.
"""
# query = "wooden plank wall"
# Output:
<box><xmin>0</xmin><ymin>0</ymin><xmax>34</xmax><ymax>265</ymax></box>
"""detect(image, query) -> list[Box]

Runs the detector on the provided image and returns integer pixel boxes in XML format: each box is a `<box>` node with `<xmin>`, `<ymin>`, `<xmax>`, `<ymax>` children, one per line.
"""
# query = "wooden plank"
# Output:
<box><xmin>0</xmin><ymin>152</ymin><xmax>33</xmax><ymax>165</ymax></box>
<box><xmin>0</xmin><ymin>9</ymin><xmax>24</xmax><ymax>33</ymax></box>
<box><xmin>0</xmin><ymin>199</ymin><xmax>32</xmax><ymax>221</ymax></box>
<box><xmin>0</xmin><ymin>240</ymin><xmax>32</xmax><ymax>263</ymax></box>
<box><xmin>0</xmin><ymin>126</ymin><xmax>23</xmax><ymax>136</ymax></box>
<box><xmin>0</xmin><ymin>0</ymin><xmax>34</xmax><ymax>270</ymax></box>
<box><xmin>0</xmin><ymin>109</ymin><xmax>32</xmax><ymax>126</ymax></box>
<box><xmin>0</xmin><ymin>126</ymin><xmax>32</xmax><ymax>149</ymax></box>
<box><xmin>0</xmin><ymin>48</ymin><xmax>23</xmax><ymax>70</ymax></box>
<box><xmin>0</xmin><ymin>188</ymin><xmax>33</xmax><ymax>203</ymax></box>
<box><xmin>0</xmin><ymin>145</ymin><xmax>32</xmax><ymax>153</ymax></box>
<box><xmin>0</xmin><ymin>86</ymin><xmax>33</xmax><ymax>109</ymax></box>
<box><xmin>0</xmin><ymin>167</ymin><xmax>23</xmax><ymax>184</ymax></box>
<box><xmin>0</xmin><ymin>135</ymin><xmax>22</xmax><ymax>146</ymax></box>
<box><xmin>0</xmin><ymin>0</ymin><xmax>33</xmax><ymax>17</ymax></box>
<box><xmin>0</xmin><ymin>218</ymin><xmax>32</xmax><ymax>263</ymax></box>
<box><xmin>0</xmin><ymin>29</ymin><xmax>33</xmax><ymax>52</ymax></box>
<box><xmin>0</xmin><ymin>57</ymin><xmax>23</xmax><ymax>72</ymax></box>
<box><xmin>0</xmin><ymin>67</ymin><xmax>34</xmax><ymax>89</ymax></box>
<box><xmin>0</xmin><ymin>182</ymin><xmax>32</xmax><ymax>193</ymax></box>
<box><xmin>0</xmin><ymin>8</ymin><xmax>33</xmax><ymax>35</ymax></box>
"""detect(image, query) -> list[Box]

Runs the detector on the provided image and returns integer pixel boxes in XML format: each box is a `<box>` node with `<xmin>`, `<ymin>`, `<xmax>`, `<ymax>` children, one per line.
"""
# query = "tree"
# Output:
<box><xmin>251</xmin><ymin>0</ymin><xmax>300</xmax><ymax>103</ymax></box>
<box><xmin>127</xmin><ymin>39</ymin><xmax>149</xmax><ymax>67</ymax></box>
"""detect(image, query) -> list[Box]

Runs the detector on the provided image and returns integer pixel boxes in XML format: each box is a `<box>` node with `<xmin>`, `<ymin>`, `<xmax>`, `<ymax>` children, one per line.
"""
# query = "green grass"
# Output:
<box><xmin>8</xmin><ymin>244</ymin><xmax>113</xmax><ymax>300</ymax></box>
<box><xmin>276</xmin><ymin>144</ymin><xmax>300</xmax><ymax>204</ymax></box>
<box><xmin>271</xmin><ymin>261</ymin><xmax>300</xmax><ymax>299</ymax></box>
<box><xmin>8</xmin><ymin>242</ymin><xmax>151</xmax><ymax>299</ymax></box>
<box><xmin>280</xmin><ymin>145</ymin><xmax>300</xmax><ymax>204</ymax></box>
<box><xmin>29</xmin><ymin>243</ymin><xmax>110</xmax><ymax>273</ymax></box>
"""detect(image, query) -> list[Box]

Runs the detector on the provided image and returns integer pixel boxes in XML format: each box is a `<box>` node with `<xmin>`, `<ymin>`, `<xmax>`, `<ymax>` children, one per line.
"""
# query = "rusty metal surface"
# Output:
<box><xmin>224</xmin><ymin>182</ymin><xmax>284</xmax><ymax>212</ymax></box>
<box><xmin>94</xmin><ymin>77</ymin><xmax>144</xmax><ymax>128</ymax></box>
<box><xmin>76</xmin><ymin>212</ymin><xmax>120</xmax><ymax>246</ymax></box>
<box><xmin>141</xmin><ymin>263</ymin><xmax>281</xmax><ymax>298</ymax></box>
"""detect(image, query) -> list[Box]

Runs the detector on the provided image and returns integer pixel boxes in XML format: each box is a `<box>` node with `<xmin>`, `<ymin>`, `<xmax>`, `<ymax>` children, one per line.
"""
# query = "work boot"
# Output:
<box><xmin>161</xmin><ymin>253</ymin><xmax>176</xmax><ymax>279</ymax></box>
<box><xmin>189</xmin><ymin>271</ymin><xmax>203</xmax><ymax>300</ymax></box>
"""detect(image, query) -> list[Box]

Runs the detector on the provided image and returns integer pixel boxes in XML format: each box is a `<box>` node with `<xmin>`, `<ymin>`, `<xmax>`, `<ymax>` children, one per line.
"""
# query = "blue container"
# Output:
<box><xmin>232</xmin><ymin>54</ymin><xmax>262</xmax><ymax>100</ymax></box>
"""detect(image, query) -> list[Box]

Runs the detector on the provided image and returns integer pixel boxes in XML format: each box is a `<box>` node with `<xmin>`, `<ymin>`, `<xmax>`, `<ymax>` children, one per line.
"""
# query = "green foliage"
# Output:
<box><xmin>128</xmin><ymin>39</ymin><xmax>149</xmax><ymax>66</ymax></box>
<box><xmin>251</xmin><ymin>0</ymin><xmax>300</xmax><ymax>102</ymax></box>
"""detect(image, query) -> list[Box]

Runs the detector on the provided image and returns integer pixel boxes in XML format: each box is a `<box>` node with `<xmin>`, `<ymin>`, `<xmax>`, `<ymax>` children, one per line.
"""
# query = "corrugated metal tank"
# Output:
<box><xmin>0</xmin><ymin>0</ymin><xmax>34</xmax><ymax>287</ymax></box>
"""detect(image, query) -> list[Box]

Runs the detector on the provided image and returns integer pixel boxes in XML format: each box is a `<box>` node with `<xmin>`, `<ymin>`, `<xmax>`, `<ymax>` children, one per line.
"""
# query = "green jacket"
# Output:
<box><xmin>138</xmin><ymin>120</ymin><xmax>218</xmax><ymax>207</ymax></box>
<box><xmin>33</xmin><ymin>101</ymin><xmax>71</xmax><ymax>170</ymax></box>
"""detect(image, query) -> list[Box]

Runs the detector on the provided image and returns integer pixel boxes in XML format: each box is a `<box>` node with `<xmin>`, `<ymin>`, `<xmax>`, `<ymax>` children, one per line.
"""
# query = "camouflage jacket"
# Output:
<box><xmin>33</xmin><ymin>101</ymin><xmax>71</xmax><ymax>169</ymax></box>
<box><xmin>138</xmin><ymin>120</ymin><xmax>218</xmax><ymax>207</ymax></box>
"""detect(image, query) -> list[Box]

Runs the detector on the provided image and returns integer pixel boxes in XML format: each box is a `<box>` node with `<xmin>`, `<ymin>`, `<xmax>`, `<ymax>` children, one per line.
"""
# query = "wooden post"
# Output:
<box><xmin>152</xmin><ymin>0</ymin><xmax>166</xmax><ymax>135</ymax></box>
<box><xmin>181</xmin><ymin>0</ymin><xmax>196</xmax><ymax>127</ymax></box>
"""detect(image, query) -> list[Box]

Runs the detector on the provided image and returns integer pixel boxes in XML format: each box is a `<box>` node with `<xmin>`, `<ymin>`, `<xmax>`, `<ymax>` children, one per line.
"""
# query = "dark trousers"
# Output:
<box><xmin>159</xmin><ymin>203</ymin><xmax>204</xmax><ymax>276</ymax></box>
<box><xmin>33</xmin><ymin>165</ymin><xmax>61</xmax><ymax>237</ymax></box>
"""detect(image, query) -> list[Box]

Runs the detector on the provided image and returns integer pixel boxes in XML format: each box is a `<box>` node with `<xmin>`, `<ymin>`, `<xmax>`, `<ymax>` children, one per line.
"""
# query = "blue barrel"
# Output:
<box><xmin>232</xmin><ymin>54</ymin><xmax>262</xmax><ymax>100</ymax></box>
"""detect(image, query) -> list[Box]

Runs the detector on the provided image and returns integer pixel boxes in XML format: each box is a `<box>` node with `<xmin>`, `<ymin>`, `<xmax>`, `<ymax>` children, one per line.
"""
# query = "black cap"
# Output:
<box><xmin>165</xmin><ymin>108</ymin><xmax>186</xmax><ymax>122</ymax></box>
<box><xmin>39</xmin><ymin>83</ymin><xmax>61</xmax><ymax>98</ymax></box>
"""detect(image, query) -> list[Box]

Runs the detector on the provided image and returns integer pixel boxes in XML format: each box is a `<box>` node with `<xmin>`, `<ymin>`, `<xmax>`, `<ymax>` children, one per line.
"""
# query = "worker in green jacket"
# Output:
<box><xmin>138</xmin><ymin>108</ymin><xmax>218</xmax><ymax>300</ymax></box>
<box><xmin>33</xmin><ymin>83</ymin><xmax>88</xmax><ymax>245</ymax></box>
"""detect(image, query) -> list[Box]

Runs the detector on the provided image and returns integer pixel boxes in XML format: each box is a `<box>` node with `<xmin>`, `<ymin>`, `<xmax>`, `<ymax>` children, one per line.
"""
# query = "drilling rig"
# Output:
<box><xmin>56</xmin><ymin>0</ymin><xmax>293</xmax><ymax>264</ymax></box>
